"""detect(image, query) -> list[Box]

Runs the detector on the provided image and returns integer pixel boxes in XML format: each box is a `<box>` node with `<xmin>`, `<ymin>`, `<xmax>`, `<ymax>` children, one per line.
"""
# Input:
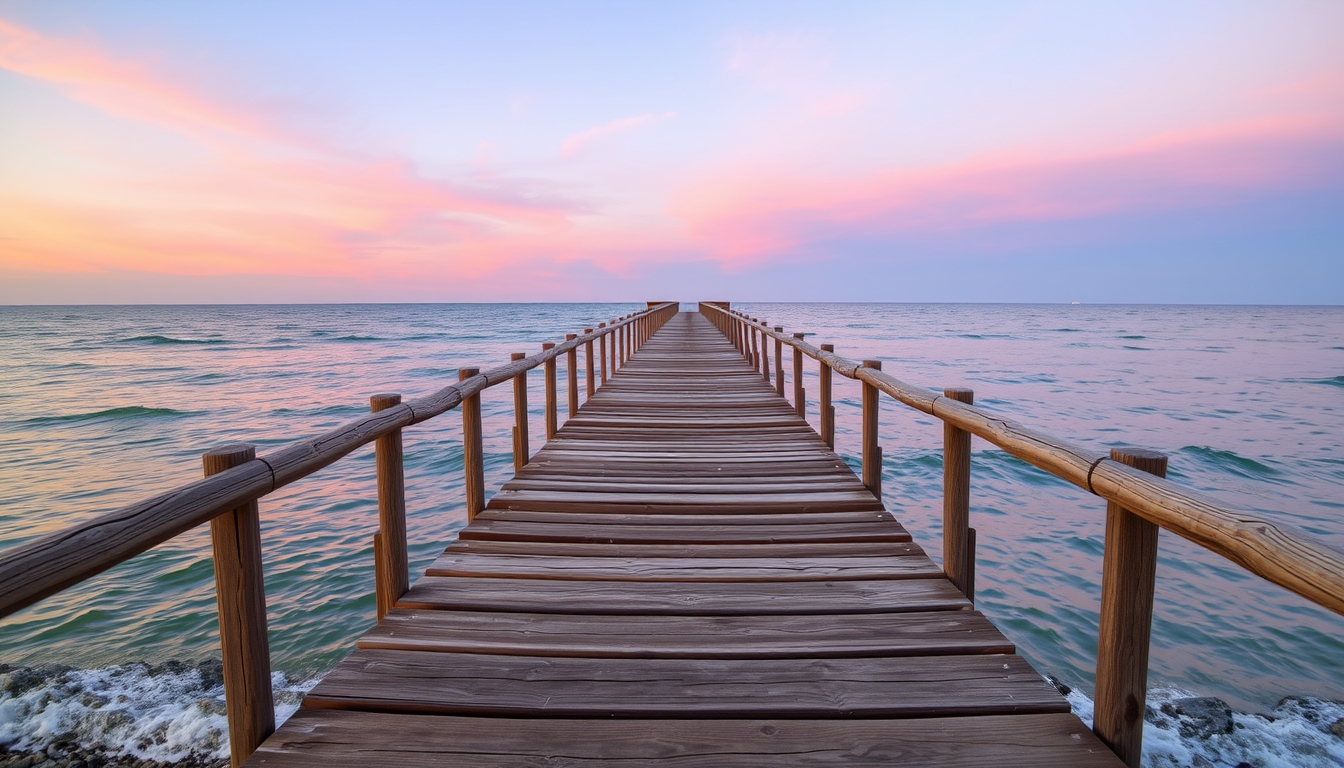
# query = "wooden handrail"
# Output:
<box><xmin>0</xmin><ymin>304</ymin><xmax>675</xmax><ymax>621</ymax></box>
<box><xmin>697</xmin><ymin>301</ymin><xmax>1344</xmax><ymax>616</ymax></box>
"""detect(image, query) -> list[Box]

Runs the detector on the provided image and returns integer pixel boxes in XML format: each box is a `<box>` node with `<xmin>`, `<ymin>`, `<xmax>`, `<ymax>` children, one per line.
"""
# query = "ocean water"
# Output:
<box><xmin>1</xmin><ymin>302</ymin><xmax>1341</xmax><ymax>766</ymax></box>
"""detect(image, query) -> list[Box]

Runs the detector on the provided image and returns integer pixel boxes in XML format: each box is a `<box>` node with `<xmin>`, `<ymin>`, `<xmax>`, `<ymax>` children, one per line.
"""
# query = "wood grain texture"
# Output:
<box><xmin>204</xmin><ymin>445</ymin><xmax>274</xmax><ymax>768</ymax></box>
<box><xmin>249</xmin><ymin>710</ymin><xmax>1122</xmax><ymax>767</ymax></box>
<box><xmin>942</xmin><ymin>387</ymin><xmax>974</xmax><ymax>600</ymax></box>
<box><xmin>304</xmin><ymin>650</ymin><xmax>1068</xmax><ymax>718</ymax></box>
<box><xmin>359</xmin><ymin>608</ymin><xmax>1014</xmax><ymax>658</ymax></box>
<box><xmin>1094</xmin><ymin>449</ymin><xmax>1166</xmax><ymax>767</ymax></box>
<box><xmin>370</xmin><ymin>394</ymin><xmax>408</xmax><ymax>622</ymax></box>
<box><xmin>398</xmin><ymin>576</ymin><xmax>972</xmax><ymax>615</ymax></box>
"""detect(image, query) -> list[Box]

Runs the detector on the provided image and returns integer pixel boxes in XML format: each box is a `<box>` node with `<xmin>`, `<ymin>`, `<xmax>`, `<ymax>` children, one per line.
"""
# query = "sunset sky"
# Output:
<box><xmin>1</xmin><ymin>1</ymin><xmax>1341</xmax><ymax>304</ymax></box>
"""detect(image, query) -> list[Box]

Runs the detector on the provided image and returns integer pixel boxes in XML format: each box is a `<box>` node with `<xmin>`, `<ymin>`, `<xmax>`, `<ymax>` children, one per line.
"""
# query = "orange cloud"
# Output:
<box><xmin>0</xmin><ymin>17</ymin><xmax>586</xmax><ymax>283</ymax></box>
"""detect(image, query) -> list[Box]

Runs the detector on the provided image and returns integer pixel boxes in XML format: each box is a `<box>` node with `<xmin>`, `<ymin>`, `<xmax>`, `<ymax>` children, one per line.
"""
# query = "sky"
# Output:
<box><xmin>1</xmin><ymin>1</ymin><xmax>1341</xmax><ymax>304</ymax></box>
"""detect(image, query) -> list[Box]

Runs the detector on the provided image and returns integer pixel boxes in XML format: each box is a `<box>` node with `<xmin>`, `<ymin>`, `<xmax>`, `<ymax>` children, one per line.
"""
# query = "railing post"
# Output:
<box><xmin>819</xmin><ymin>344</ymin><xmax>835</xmax><ymax>448</ymax></box>
<box><xmin>774</xmin><ymin>327</ymin><xmax>785</xmax><ymax>396</ymax></box>
<box><xmin>370</xmin><ymin>394</ymin><xmax>409</xmax><ymax>623</ymax></box>
<box><xmin>598</xmin><ymin>323</ymin><xmax>608</xmax><ymax>386</ymax></box>
<box><xmin>202</xmin><ymin>444</ymin><xmax>274</xmax><ymax>768</ymax></box>
<box><xmin>942</xmin><ymin>387</ymin><xmax>975</xmax><ymax>601</ymax></box>
<box><xmin>861</xmin><ymin>360</ymin><xmax>882</xmax><ymax>501</ymax></box>
<box><xmin>750</xmin><ymin>320</ymin><xmax>760</xmax><ymax>369</ymax></box>
<box><xmin>610</xmin><ymin>319</ymin><xmax>618</xmax><ymax>374</ymax></box>
<box><xmin>584</xmin><ymin>328</ymin><xmax>595</xmax><ymax>402</ymax></box>
<box><xmin>761</xmin><ymin>323</ymin><xmax>771</xmax><ymax>383</ymax></box>
<box><xmin>1094</xmin><ymin>448</ymin><xmax>1167</xmax><ymax>767</ymax></box>
<box><xmin>793</xmin><ymin>332</ymin><xmax>806</xmax><ymax>418</ymax></box>
<box><xmin>459</xmin><ymin>367</ymin><xmax>485</xmax><ymax>521</ymax></box>
<box><xmin>542</xmin><ymin>343</ymin><xmax>558</xmax><ymax>440</ymax></box>
<box><xmin>511</xmin><ymin>353</ymin><xmax>529</xmax><ymax>472</ymax></box>
<box><xmin>565</xmin><ymin>334</ymin><xmax>579</xmax><ymax>420</ymax></box>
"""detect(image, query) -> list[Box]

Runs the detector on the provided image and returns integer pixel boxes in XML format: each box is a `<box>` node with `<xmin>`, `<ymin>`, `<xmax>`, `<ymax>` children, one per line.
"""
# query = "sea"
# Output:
<box><xmin>0</xmin><ymin>302</ymin><xmax>1341</xmax><ymax>767</ymax></box>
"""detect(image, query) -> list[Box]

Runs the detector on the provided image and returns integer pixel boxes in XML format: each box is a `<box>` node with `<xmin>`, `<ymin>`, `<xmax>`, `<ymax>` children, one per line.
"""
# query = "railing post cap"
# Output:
<box><xmin>599</xmin><ymin>322</ymin><xmax>606</xmax><ymax>327</ymax></box>
<box><xmin>542</xmin><ymin>342</ymin><xmax>555</xmax><ymax>349</ymax></box>
<box><xmin>584</xmin><ymin>328</ymin><xmax>594</xmax><ymax>333</ymax></box>
<box><xmin>862</xmin><ymin>359</ymin><xmax>882</xmax><ymax>369</ymax></box>
<box><xmin>370</xmin><ymin>393</ymin><xmax>402</xmax><ymax>411</ymax></box>
<box><xmin>203</xmin><ymin>443</ymin><xmax>255</xmax><ymax>460</ymax></box>
<box><xmin>202</xmin><ymin>443</ymin><xmax>255</xmax><ymax>474</ymax></box>
<box><xmin>793</xmin><ymin>332</ymin><xmax>805</xmax><ymax>339</ymax></box>
<box><xmin>458</xmin><ymin>367</ymin><xmax>480</xmax><ymax>380</ymax></box>
<box><xmin>821</xmin><ymin>343</ymin><xmax>834</xmax><ymax>351</ymax></box>
<box><xmin>774</xmin><ymin>326</ymin><xmax>783</xmax><ymax>332</ymax></box>
<box><xmin>511</xmin><ymin>352</ymin><xmax>526</xmax><ymax>361</ymax></box>
<box><xmin>943</xmin><ymin>387</ymin><xmax>974</xmax><ymax>403</ymax></box>
<box><xmin>1110</xmin><ymin>447</ymin><xmax>1169</xmax><ymax>476</ymax></box>
<box><xmin>566</xmin><ymin>333</ymin><xmax>577</xmax><ymax>340</ymax></box>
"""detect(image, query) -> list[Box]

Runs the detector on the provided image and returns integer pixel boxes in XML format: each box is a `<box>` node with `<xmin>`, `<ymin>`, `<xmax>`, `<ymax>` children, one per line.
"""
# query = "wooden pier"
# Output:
<box><xmin>247</xmin><ymin>311</ymin><xmax>1120</xmax><ymax>765</ymax></box>
<box><xmin>3</xmin><ymin>302</ymin><xmax>1340</xmax><ymax>768</ymax></box>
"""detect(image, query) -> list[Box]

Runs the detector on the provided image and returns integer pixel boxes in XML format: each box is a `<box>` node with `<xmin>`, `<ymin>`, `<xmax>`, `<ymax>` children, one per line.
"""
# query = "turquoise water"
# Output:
<box><xmin>1</xmin><ymin>303</ymin><xmax>1342</xmax><ymax>764</ymax></box>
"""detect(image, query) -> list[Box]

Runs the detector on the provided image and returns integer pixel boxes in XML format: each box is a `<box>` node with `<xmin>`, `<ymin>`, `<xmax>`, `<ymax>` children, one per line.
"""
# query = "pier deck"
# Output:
<box><xmin>247</xmin><ymin>312</ymin><xmax>1122</xmax><ymax>766</ymax></box>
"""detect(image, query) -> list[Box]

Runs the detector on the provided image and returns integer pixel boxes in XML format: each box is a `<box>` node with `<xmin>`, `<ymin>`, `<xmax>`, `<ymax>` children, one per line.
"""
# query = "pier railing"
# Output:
<box><xmin>698</xmin><ymin>301</ymin><xmax>1344</xmax><ymax>768</ymax></box>
<box><xmin>0</xmin><ymin>301</ymin><xmax>678</xmax><ymax>767</ymax></box>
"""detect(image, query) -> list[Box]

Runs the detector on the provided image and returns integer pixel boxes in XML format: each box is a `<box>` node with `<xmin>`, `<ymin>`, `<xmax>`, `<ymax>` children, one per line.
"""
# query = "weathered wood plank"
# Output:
<box><xmin>398</xmin><ymin>577</ymin><xmax>972</xmax><ymax>615</ymax></box>
<box><xmin>359</xmin><ymin>609</ymin><xmax>1013</xmax><ymax>658</ymax></box>
<box><xmin>425</xmin><ymin>553</ymin><xmax>944</xmax><ymax>581</ymax></box>
<box><xmin>304</xmin><ymin>651</ymin><xmax>1068</xmax><ymax>718</ymax></box>
<box><xmin>249</xmin><ymin>710</ymin><xmax>1125</xmax><ymax>767</ymax></box>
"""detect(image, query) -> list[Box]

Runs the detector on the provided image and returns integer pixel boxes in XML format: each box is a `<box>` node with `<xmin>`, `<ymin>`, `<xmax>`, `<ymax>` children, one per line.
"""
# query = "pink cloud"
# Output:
<box><xmin>668</xmin><ymin>114</ymin><xmax>1344</xmax><ymax>265</ymax></box>
<box><xmin>0</xmin><ymin>18</ymin><xmax>588</xmax><ymax>283</ymax></box>
<box><xmin>560</xmin><ymin>113</ymin><xmax>675</xmax><ymax>159</ymax></box>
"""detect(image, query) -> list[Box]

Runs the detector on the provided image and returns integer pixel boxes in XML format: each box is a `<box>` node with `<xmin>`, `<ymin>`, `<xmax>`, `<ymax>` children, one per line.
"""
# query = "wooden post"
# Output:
<box><xmin>750</xmin><ymin>321</ymin><xmax>760</xmax><ymax>369</ymax></box>
<box><xmin>793</xmin><ymin>332</ymin><xmax>805</xmax><ymax>418</ymax></box>
<box><xmin>819</xmin><ymin>344</ymin><xmax>835</xmax><ymax>448</ymax></box>
<box><xmin>511</xmin><ymin>353</ymin><xmax>529</xmax><ymax>472</ymax></box>
<box><xmin>942</xmin><ymin>388</ymin><xmax>975</xmax><ymax>600</ymax></box>
<box><xmin>610</xmin><ymin>320</ymin><xmax>618</xmax><ymax>374</ymax></box>
<box><xmin>202</xmin><ymin>444</ymin><xmax>274</xmax><ymax>768</ymax></box>
<box><xmin>565</xmin><ymin>334</ymin><xmax>579</xmax><ymax>420</ymax></box>
<box><xmin>598</xmin><ymin>323</ymin><xmax>608</xmax><ymax>386</ymax></box>
<box><xmin>1094</xmin><ymin>448</ymin><xmax>1167</xmax><ymax>767</ymax></box>
<box><xmin>861</xmin><ymin>360</ymin><xmax>882</xmax><ymax>501</ymax></box>
<box><xmin>584</xmin><ymin>329</ymin><xmax>595</xmax><ymax>402</ymax></box>
<box><xmin>459</xmin><ymin>367</ymin><xmax>485</xmax><ymax>521</ymax></box>
<box><xmin>542</xmin><ymin>343</ymin><xmax>558</xmax><ymax>440</ymax></box>
<box><xmin>370</xmin><ymin>394</ymin><xmax>409</xmax><ymax>622</ymax></box>
<box><xmin>761</xmin><ymin>323</ymin><xmax>771</xmax><ymax>383</ymax></box>
<box><xmin>774</xmin><ymin>327</ymin><xmax>785</xmax><ymax>396</ymax></box>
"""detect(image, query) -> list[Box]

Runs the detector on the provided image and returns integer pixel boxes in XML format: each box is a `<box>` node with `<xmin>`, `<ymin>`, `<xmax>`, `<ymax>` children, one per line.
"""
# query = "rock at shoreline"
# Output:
<box><xmin>1158</xmin><ymin>696</ymin><xmax>1235</xmax><ymax>739</ymax></box>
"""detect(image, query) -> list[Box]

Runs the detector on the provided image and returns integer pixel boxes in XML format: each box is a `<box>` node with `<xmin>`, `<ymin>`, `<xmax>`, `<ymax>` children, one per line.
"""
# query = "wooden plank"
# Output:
<box><xmin>249</xmin><ymin>710</ymin><xmax>1125</xmax><ymax>767</ymax></box>
<box><xmin>443</xmin><ymin>540</ymin><xmax>922</xmax><ymax>559</ymax></box>
<box><xmin>303</xmin><ymin>650</ymin><xmax>1068</xmax><ymax>718</ymax></box>
<box><xmin>359</xmin><ymin>609</ymin><xmax>1014</xmax><ymax>658</ymax></box>
<box><xmin>398</xmin><ymin>577</ymin><xmax>973</xmax><ymax>615</ymax></box>
<box><xmin>457</xmin><ymin>520</ymin><xmax>912</xmax><ymax>544</ymax></box>
<box><xmin>425</xmin><ymin>553</ymin><xmax>944</xmax><ymax>581</ymax></box>
<box><xmin>474</xmin><ymin>509</ymin><xmax>898</xmax><ymax>525</ymax></box>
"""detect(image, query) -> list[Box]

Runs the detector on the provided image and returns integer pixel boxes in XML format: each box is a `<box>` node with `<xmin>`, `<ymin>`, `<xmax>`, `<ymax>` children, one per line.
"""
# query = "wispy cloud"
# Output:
<box><xmin>560</xmin><ymin>112</ymin><xmax>676</xmax><ymax>159</ymax></box>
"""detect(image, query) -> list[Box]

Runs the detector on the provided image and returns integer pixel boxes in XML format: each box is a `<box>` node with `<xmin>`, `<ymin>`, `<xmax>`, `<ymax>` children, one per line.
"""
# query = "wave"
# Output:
<box><xmin>119</xmin><ymin>336</ymin><xmax>228</xmax><ymax>346</ymax></box>
<box><xmin>331</xmin><ymin>335</ymin><xmax>384</xmax><ymax>342</ymax></box>
<box><xmin>0</xmin><ymin>661</ymin><xmax>313</xmax><ymax>764</ymax></box>
<box><xmin>1061</xmin><ymin>683</ymin><xmax>1344</xmax><ymax>767</ymax></box>
<box><xmin>1178</xmin><ymin>446</ymin><xmax>1281</xmax><ymax>480</ymax></box>
<box><xmin>25</xmin><ymin>406</ymin><xmax>194</xmax><ymax>424</ymax></box>
<box><xmin>1300</xmin><ymin>375</ymin><xmax>1344</xmax><ymax>388</ymax></box>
